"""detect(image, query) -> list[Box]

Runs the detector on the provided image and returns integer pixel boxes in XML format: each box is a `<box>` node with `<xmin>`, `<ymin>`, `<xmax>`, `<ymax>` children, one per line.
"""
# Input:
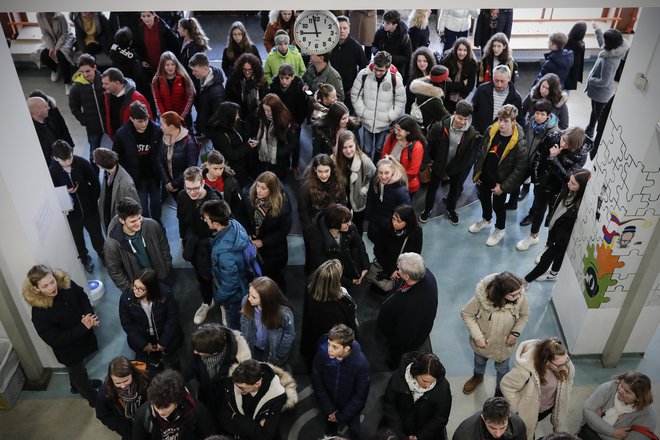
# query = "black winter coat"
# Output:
<box><xmin>533</xmin><ymin>131</ymin><xmax>588</xmax><ymax>193</ymax></box>
<box><xmin>373</xmin><ymin>222</ymin><xmax>423</xmax><ymax>276</ymax></box>
<box><xmin>33</xmin><ymin>107</ymin><xmax>75</xmax><ymax>165</ymax></box>
<box><xmin>535</xmin><ymin>49</ymin><xmax>575</xmax><ymax>88</ymax></box>
<box><xmin>112</xmin><ymin>120</ymin><xmax>163</xmax><ymax>185</ymax></box>
<box><xmin>49</xmin><ymin>155</ymin><xmax>100</xmax><ymax>220</ymax></box>
<box><xmin>243</xmin><ymin>188</ymin><xmax>292</xmax><ymax>275</ymax></box>
<box><xmin>471</xmin><ymin>82</ymin><xmax>524</xmax><ymax>134</ymax></box>
<box><xmin>366</xmin><ymin>179</ymin><xmax>411</xmax><ymax>243</ymax></box>
<box><xmin>453</xmin><ymin>411</ymin><xmax>527</xmax><ymax>440</ymax></box>
<box><xmin>108</xmin><ymin>43</ymin><xmax>153</xmax><ymax>105</ymax></box>
<box><xmin>68</xmin><ymin>70</ymin><xmax>106</xmax><ymax>133</ymax></box>
<box><xmin>440</xmin><ymin>52</ymin><xmax>478</xmax><ymax>101</ymax></box>
<box><xmin>221</xmin><ymin>42</ymin><xmax>261</xmax><ymax>78</ymax></box>
<box><xmin>408</xmin><ymin>26</ymin><xmax>430</xmax><ymax>52</ymax></box>
<box><xmin>564</xmin><ymin>40</ymin><xmax>585</xmax><ymax>91</ymax></box>
<box><xmin>24</xmin><ymin>273</ymin><xmax>98</xmax><ymax>365</ymax></box>
<box><xmin>195</xmin><ymin>66</ymin><xmax>226</xmax><ymax>136</ymax></box>
<box><xmin>269</xmin><ymin>76</ymin><xmax>308</xmax><ymax>125</ymax></box>
<box><xmin>118</xmin><ymin>288</ymin><xmax>183</xmax><ymax>355</ymax></box>
<box><xmin>372</xmin><ymin>22</ymin><xmax>413</xmax><ymax>79</ymax></box>
<box><xmin>380</xmin><ymin>353</ymin><xmax>452</xmax><ymax>440</ymax></box>
<box><xmin>132</xmin><ymin>17</ymin><xmax>180</xmax><ymax>63</ymax></box>
<box><xmin>426</xmin><ymin>116</ymin><xmax>481</xmax><ymax>179</ymax></box>
<box><xmin>473</xmin><ymin>123</ymin><xmax>528</xmax><ymax>194</ymax></box>
<box><xmin>224</xmin><ymin>76</ymin><xmax>269</xmax><ymax>137</ymax></box>
<box><xmin>95</xmin><ymin>382</ymin><xmax>148</xmax><ymax>439</ymax></box>
<box><xmin>177</xmin><ymin>184</ymin><xmax>220</xmax><ymax>241</ymax></box>
<box><xmin>474</xmin><ymin>9</ymin><xmax>513</xmax><ymax>48</ymax></box>
<box><xmin>329</xmin><ymin>37</ymin><xmax>368</xmax><ymax>102</ymax></box>
<box><xmin>298</xmin><ymin>182</ymin><xmax>348</xmax><ymax>232</ymax></box>
<box><xmin>308</xmin><ymin>212</ymin><xmax>370</xmax><ymax>284</ymax></box>
<box><xmin>132</xmin><ymin>393</ymin><xmax>216</xmax><ymax>440</ymax></box>
<box><xmin>209</xmin><ymin>124</ymin><xmax>252</xmax><ymax>187</ymax></box>
<box><xmin>547</xmin><ymin>193</ymin><xmax>580</xmax><ymax>249</ymax></box>
<box><xmin>179</xmin><ymin>40</ymin><xmax>206</xmax><ymax>93</ymax></box>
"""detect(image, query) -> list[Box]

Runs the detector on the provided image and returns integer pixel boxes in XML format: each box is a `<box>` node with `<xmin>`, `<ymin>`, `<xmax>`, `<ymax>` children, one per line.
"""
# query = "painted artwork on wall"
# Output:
<box><xmin>566</xmin><ymin>116</ymin><xmax>659</xmax><ymax>309</ymax></box>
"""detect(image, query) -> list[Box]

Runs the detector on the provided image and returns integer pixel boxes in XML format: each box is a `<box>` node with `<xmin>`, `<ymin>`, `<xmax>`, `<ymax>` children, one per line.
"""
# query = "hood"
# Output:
<box><xmin>556</xmin><ymin>91</ymin><xmax>569</xmax><ymax>108</ymax></box>
<box><xmin>531</xmin><ymin>86</ymin><xmax>569</xmax><ymax>109</ymax></box>
<box><xmin>212</xmin><ymin>218</ymin><xmax>250</xmax><ymax>252</ymax></box>
<box><xmin>110</xmin><ymin>43</ymin><xmax>136</xmax><ymax>59</ymax></box>
<box><xmin>599</xmin><ymin>39</ymin><xmax>629</xmax><ymax>59</ymax></box>
<box><xmin>268</xmin><ymin>10</ymin><xmax>280</xmax><ymax>25</ymax></box>
<box><xmin>513</xmin><ymin>338</ymin><xmax>538</xmax><ymax>371</ymax></box>
<box><xmin>409</xmin><ymin>77</ymin><xmax>444</xmax><ymax>99</ymax></box>
<box><xmin>546</xmin><ymin>113</ymin><xmax>559</xmax><ymax>128</ymax></box>
<box><xmin>270</xmin><ymin>45</ymin><xmax>300</xmax><ymax>59</ymax></box>
<box><xmin>72</xmin><ymin>70</ymin><xmax>91</xmax><ymax>85</ymax></box>
<box><xmin>201</xmin><ymin>66</ymin><xmax>224</xmax><ymax>90</ymax></box>
<box><xmin>228</xmin><ymin>329</ymin><xmax>253</xmax><ymax>376</ymax></box>
<box><xmin>385</xmin><ymin>20</ymin><xmax>408</xmax><ymax>37</ymax></box>
<box><xmin>449</xmin><ymin>115</ymin><xmax>472</xmax><ymax>132</ymax></box>
<box><xmin>268</xmin><ymin>363</ymin><xmax>298</xmax><ymax>410</ymax></box>
<box><xmin>172</xmin><ymin>126</ymin><xmax>190</xmax><ymax>143</ymax></box>
<box><xmin>22</xmin><ymin>269</ymin><xmax>71</xmax><ymax>309</ymax></box>
<box><xmin>474</xmin><ymin>273</ymin><xmax>527</xmax><ymax>313</ymax></box>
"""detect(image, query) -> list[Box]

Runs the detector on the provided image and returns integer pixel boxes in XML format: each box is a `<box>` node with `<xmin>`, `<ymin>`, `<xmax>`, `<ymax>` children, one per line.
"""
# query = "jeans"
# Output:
<box><xmin>474</xmin><ymin>352</ymin><xmax>510</xmax><ymax>389</ymax></box>
<box><xmin>362</xmin><ymin>128</ymin><xmax>389</xmax><ymax>161</ymax></box>
<box><xmin>66</xmin><ymin>360</ymin><xmax>95</xmax><ymax>406</ymax></box>
<box><xmin>86</xmin><ymin>129</ymin><xmax>103</xmax><ymax>158</ymax></box>
<box><xmin>223</xmin><ymin>300</ymin><xmax>242</xmax><ymax>330</ymax></box>
<box><xmin>137</xmin><ymin>179</ymin><xmax>162</xmax><ymax>224</ymax></box>
<box><xmin>477</xmin><ymin>182</ymin><xmax>508</xmax><ymax>229</ymax></box>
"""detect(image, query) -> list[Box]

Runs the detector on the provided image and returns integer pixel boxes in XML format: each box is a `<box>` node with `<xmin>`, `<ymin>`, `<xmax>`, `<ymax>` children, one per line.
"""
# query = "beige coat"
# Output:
<box><xmin>32</xmin><ymin>12</ymin><xmax>76</xmax><ymax>67</ymax></box>
<box><xmin>460</xmin><ymin>273</ymin><xmax>530</xmax><ymax>362</ymax></box>
<box><xmin>349</xmin><ymin>10</ymin><xmax>377</xmax><ymax>46</ymax></box>
<box><xmin>501</xmin><ymin>339</ymin><xmax>575</xmax><ymax>440</ymax></box>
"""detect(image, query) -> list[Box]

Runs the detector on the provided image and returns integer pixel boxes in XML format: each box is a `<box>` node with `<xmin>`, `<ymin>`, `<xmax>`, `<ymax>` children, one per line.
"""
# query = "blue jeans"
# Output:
<box><xmin>224</xmin><ymin>300</ymin><xmax>242</xmax><ymax>330</ymax></box>
<box><xmin>137</xmin><ymin>179</ymin><xmax>162</xmax><ymax>224</ymax></box>
<box><xmin>361</xmin><ymin>128</ymin><xmax>389</xmax><ymax>161</ymax></box>
<box><xmin>474</xmin><ymin>352</ymin><xmax>510</xmax><ymax>389</ymax></box>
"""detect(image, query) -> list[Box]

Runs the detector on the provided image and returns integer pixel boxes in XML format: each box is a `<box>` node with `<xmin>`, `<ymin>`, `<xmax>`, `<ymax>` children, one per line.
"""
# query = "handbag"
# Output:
<box><xmin>366</xmin><ymin>236</ymin><xmax>409</xmax><ymax>292</ymax></box>
<box><xmin>419</xmin><ymin>163</ymin><xmax>432</xmax><ymax>184</ymax></box>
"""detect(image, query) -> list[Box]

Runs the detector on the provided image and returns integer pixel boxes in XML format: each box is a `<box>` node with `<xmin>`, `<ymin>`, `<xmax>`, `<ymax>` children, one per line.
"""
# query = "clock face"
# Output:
<box><xmin>293</xmin><ymin>10</ymin><xmax>340</xmax><ymax>55</ymax></box>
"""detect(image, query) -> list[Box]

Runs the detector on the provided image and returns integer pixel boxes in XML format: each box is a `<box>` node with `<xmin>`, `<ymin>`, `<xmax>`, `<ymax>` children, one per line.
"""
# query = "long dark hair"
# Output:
<box><xmin>209</xmin><ymin>101</ymin><xmax>240</xmax><ymax>131</ymax></box>
<box><xmin>409</xmin><ymin>47</ymin><xmax>435</xmax><ymax>81</ymax></box>
<box><xmin>567</xmin><ymin>22</ymin><xmax>587</xmax><ymax>45</ymax></box>
<box><xmin>258</xmin><ymin>93</ymin><xmax>293</xmax><ymax>141</ymax></box>
<box><xmin>104</xmin><ymin>356</ymin><xmax>150</xmax><ymax>402</ymax></box>
<box><xmin>314</xmin><ymin>102</ymin><xmax>356</xmax><ymax>141</ymax></box>
<box><xmin>533</xmin><ymin>73</ymin><xmax>563</xmax><ymax>107</ymax></box>
<box><xmin>486</xmin><ymin>272</ymin><xmax>524</xmax><ymax>308</ymax></box>
<box><xmin>301</xmin><ymin>153</ymin><xmax>345</xmax><ymax>205</ymax></box>
<box><xmin>230</xmin><ymin>53</ymin><xmax>266</xmax><ymax>88</ymax></box>
<box><xmin>132</xmin><ymin>268</ymin><xmax>163</xmax><ymax>303</ymax></box>
<box><xmin>560</xmin><ymin>168</ymin><xmax>591</xmax><ymax>209</ymax></box>
<box><xmin>393</xmin><ymin>115</ymin><xmax>427</xmax><ymax>148</ymax></box>
<box><xmin>393</xmin><ymin>204</ymin><xmax>419</xmax><ymax>232</ymax></box>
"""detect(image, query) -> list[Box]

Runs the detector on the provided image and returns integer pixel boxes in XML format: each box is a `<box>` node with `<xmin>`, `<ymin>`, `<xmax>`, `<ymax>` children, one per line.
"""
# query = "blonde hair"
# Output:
<box><xmin>374</xmin><ymin>156</ymin><xmax>408</xmax><ymax>191</ymax></box>
<box><xmin>408</xmin><ymin>9</ymin><xmax>431</xmax><ymax>29</ymax></box>
<box><xmin>308</xmin><ymin>260</ymin><xmax>344</xmax><ymax>302</ymax></box>
<box><xmin>249</xmin><ymin>171</ymin><xmax>284</xmax><ymax>217</ymax></box>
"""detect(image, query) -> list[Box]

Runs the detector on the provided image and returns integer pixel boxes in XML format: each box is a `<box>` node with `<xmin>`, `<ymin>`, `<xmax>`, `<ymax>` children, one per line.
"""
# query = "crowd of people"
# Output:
<box><xmin>21</xmin><ymin>9</ymin><xmax>654</xmax><ymax>440</ymax></box>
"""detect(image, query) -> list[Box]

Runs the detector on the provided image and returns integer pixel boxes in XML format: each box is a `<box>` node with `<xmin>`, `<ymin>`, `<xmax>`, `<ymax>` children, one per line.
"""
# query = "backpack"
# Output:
<box><xmin>243</xmin><ymin>241</ymin><xmax>263</xmax><ymax>282</ymax></box>
<box><xmin>410</xmin><ymin>97</ymin><xmax>433</xmax><ymax>124</ymax></box>
<box><xmin>358</xmin><ymin>65</ymin><xmax>398</xmax><ymax>103</ymax></box>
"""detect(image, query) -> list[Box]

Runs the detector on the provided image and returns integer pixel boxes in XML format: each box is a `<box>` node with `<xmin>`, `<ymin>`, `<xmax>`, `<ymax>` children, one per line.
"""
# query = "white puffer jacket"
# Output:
<box><xmin>351</xmin><ymin>66</ymin><xmax>406</xmax><ymax>133</ymax></box>
<box><xmin>437</xmin><ymin>9</ymin><xmax>479</xmax><ymax>33</ymax></box>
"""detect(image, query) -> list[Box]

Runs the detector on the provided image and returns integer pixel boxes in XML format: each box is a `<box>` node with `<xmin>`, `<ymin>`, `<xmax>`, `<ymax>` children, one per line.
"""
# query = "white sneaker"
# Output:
<box><xmin>541</xmin><ymin>271</ymin><xmax>558</xmax><ymax>281</ymax></box>
<box><xmin>193</xmin><ymin>300</ymin><xmax>215</xmax><ymax>325</ymax></box>
<box><xmin>535</xmin><ymin>246</ymin><xmax>549</xmax><ymax>264</ymax></box>
<box><xmin>486</xmin><ymin>228</ymin><xmax>506</xmax><ymax>246</ymax></box>
<box><xmin>65</xmin><ymin>84</ymin><xmax>71</xmax><ymax>95</ymax></box>
<box><xmin>516</xmin><ymin>235</ymin><xmax>540</xmax><ymax>251</ymax></box>
<box><xmin>50</xmin><ymin>70</ymin><xmax>60</xmax><ymax>82</ymax></box>
<box><xmin>468</xmin><ymin>219</ymin><xmax>491</xmax><ymax>233</ymax></box>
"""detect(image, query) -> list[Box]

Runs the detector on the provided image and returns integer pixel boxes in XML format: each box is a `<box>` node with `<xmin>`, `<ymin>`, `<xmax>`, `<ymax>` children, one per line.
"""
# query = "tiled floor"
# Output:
<box><xmin>2</xmin><ymin>11</ymin><xmax>658</xmax><ymax>440</ymax></box>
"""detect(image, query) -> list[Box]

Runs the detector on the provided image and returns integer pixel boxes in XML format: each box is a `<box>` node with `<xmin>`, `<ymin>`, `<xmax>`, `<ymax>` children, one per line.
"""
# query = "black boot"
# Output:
<box><xmin>518</xmin><ymin>183</ymin><xmax>530</xmax><ymax>201</ymax></box>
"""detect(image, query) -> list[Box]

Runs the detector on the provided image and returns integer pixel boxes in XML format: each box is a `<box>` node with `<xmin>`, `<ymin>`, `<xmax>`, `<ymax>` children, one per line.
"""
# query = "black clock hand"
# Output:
<box><xmin>312</xmin><ymin>18</ymin><xmax>320</xmax><ymax>37</ymax></box>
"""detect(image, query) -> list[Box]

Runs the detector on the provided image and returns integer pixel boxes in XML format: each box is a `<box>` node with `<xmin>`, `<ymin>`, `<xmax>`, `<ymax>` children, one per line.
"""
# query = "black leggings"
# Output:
<box><xmin>525</xmin><ymin>241</ymin><xmax>568</xmax><ymax>282</ymax></box>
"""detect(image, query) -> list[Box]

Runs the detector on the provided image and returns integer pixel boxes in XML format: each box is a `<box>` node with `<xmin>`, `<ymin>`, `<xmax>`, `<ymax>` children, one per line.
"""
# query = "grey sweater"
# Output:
<box><xmin>585</xmin><ymin>29</ymin><xmax>629</xmax><ymax>103</ymax></box>
<box><xmin>581</xmin><ymin>380</ymin><xmax>657</xmax><ymax>440</ymax></box>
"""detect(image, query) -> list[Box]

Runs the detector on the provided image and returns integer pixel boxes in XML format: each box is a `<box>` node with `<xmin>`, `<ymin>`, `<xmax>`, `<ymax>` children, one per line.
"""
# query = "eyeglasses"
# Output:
<box><xmin>185</xmin><ymin>185</ymin><xmax>203</xmax><ymax>193</ymax></box>
<box><xmin>132</xmin><ymin>285</ymin><xmax>147</xmax><ymax>293</ymax></box>
<box><xmin>373</xmin><ymin>67</ymin><xmax>388</xmax><ymax>74</ymax></box>
<box><xmin>549</xmin><ymin>357</ymin><xmax>571</xmax><ymax>368</ymax></box>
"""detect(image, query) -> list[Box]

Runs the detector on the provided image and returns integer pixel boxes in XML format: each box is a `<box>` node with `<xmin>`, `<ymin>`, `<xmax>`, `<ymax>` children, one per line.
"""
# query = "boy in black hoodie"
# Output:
<box><xmin>371</xmin><ymin>10</ymin><xmax>413</xmax><ymax>80</ymax></box>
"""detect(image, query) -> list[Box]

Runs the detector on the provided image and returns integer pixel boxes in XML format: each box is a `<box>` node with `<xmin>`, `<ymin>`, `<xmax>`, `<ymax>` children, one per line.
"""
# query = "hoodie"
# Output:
<box><xmin>22</xmin><ymin>270</ymin><xmax>98</xmax><ymax>365</ymax></box>
<box><xmin>210</xmin><ymin>219</ymin><xmax>250</xmax><ymax>304</ymax></box>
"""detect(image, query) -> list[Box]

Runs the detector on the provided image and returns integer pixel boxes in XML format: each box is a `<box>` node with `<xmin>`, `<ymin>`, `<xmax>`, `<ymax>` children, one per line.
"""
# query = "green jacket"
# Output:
<box><xmin>473</xmin><ymin>122</ymin><xmax>527</xmax><ymax>194</ymax></box>
<box><xmin>303</xmin><ymin>61</ymin><xmax>345</xmax><ymax>102</ymax></box>
<box><xmin>264</xmin><ymin>46</ymin><xmax>306</xmax><ymax>85</ymax></box>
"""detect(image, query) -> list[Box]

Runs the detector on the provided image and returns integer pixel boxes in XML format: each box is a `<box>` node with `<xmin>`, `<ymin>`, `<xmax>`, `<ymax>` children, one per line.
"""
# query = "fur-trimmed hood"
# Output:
<box><xmin>409</xmin><ymin>77</ymin><xmax>445</xmax><ymax>99</ymax></box>
<box><xmin>22</xmin><ymin>269</ymin><xmax>70</xmax><ymax>309</ymax></box>
<box><xmin>228</xmin><ymin>330</ymin><xmax>253</xmax><ymax>376</ymax></box>
<box><xmin>232</xmin><ymin>362</ymin><xmax>298</xmax><ymax>415</ymax></box>
<box><xmin>598</xmin><ymin>38</ymin><xmax>629</xmax><ymax>59</ymax></box>
<box><xmin>269</xmin><ymin>363</ymin><xmax>298</xmax><ymax>410</ymax></box>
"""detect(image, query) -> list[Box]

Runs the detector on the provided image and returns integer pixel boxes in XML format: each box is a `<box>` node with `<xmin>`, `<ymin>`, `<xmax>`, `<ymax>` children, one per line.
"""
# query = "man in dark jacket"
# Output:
<box><xmin>371</xmin><ymin>10</ymin><xmax>413</xmax><ymax>80</ymax></box>
<box><xmin>68</xmin><ymin>54</ymin><xmax>106</xmax><ymax>164</ymax></box>
<box><xmin>330</xmin><ymin>16</ymin><xmax>368</xmax><ymax>114</ymax></box>
<box><xmin>104</xmin><ymin>197</ymin><xmax>172</xmax><ymax>292</ymax></box>
<box><xmin>378</xmin><ymin>253</ymin><xmax>438</xmax><ymax>367</ymax></box>
<box><xmin>421</xmin><ymin>100</ymin><xmax>482</xmax><ymax>225</ymax></box>
<box><xmin>312</xmin><ymin>324</ymin><xmax>371</xmax><ymax>440</ymax></box>
<box><xmin>452</xmin><ymin>397</ymin><xmax>527</xmax><ymax>440</ymax></box>
<box><xmin>177</xmin><ymin>166</ymin><xmax>221</xmax><ymax>325</ymax></box>
<box><xmin>189</xmin><ymin>53</ymin><xmax>225</xmax><ymax>137</ymax></box>
<box><xmin>469</xmin><ymin>104</ymin><xmax>527</xmax><ymax>247</ymax></box>
<box><xmin>133</xmin><ymin>369</ymin><xmax>216</xmax><ymax>440</ymax></box>
<box><xmin>534</xmin><ymin>32</ymin><xmax>574</xmax><ymax>88</ymax></box>
<box><xmin>28</xmin><ymin>95</ymin><xmax>74</xmax><ymax>166</ymax></box>
<box><xmin>49</xmin><ymin>140</ymin><xmax>105</xmax><ymax>273</ymax></box>
<box><xmin>102</xmin><ymin>67</ymin><xmax>152</xmax><ymax>139</ymax></box>
<box><xmin>219</xmin><ymin>359</ymin><xmax>298</xmax><ymax>440</ymax></box>
<box><xmin>112</xmin><ymin>101</ymin><xmax>163</xmax><ymax>225</ymax></box>
<box><xmin>471</xmin><ymin>65</ymin><xmax>524</xmax><ymax>134</ymax></box>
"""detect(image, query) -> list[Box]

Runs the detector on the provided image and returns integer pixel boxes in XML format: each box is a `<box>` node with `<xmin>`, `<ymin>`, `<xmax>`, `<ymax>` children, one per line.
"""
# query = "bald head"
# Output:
<box><xmin>27</xmin><ymin>97</ymin><xmax>49</xmax><ymax>122</ymax></box>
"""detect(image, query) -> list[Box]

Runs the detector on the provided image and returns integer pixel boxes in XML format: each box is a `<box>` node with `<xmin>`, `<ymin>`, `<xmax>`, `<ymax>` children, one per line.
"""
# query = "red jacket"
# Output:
<box><xmin>152</xmin><ymin>74</ymin><xmax>195</xmax><ymax>118</ymax></box>
<box><xmin>103</xmin><ymin>80</ymin><xmax>152</xmax><ymax>139</ymax></box>
<box><xmin>381</xmin><ymin>133</ymin><xmax>424</xmax><ymax>193</ymax></box>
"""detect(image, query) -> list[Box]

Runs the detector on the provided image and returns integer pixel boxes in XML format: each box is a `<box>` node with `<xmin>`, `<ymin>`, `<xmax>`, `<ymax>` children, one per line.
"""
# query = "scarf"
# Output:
<box><xmin>530</xmin><ymin>118</ymin><xmax>549</xmax><ymax>136</ymax></box>
<box><xmin>253</xmin><ymin>197</ymin><xmax>271</xmax><ymax>235</ymax></box>
<box><xmin>602</xmin><ymin>394</ymin><xmax>636</xmax><ymax>426</ymax></box>
<box><xmin>405</xmin><ymin>363</ymin><xmax>436</xmax><ymax>402</ymax></box>
<box><xmin>241</xmin><ymin>77</ymin><xmax>260</xmax><ymax>114</ymax></box>
<box><xmin>390</xmin><ymin>140</ymin><xmax>408</xmax><ymax>165</ymax></box>
<box><xmin>117</xmin><ymin>380</ymin><xmax>141</xmax><ymax>420</ymax></box>
<box><xmin>201</xmin><ymin>347</ymin><xmax>227</xmax><ymax>379</ymax></box>
<box><xmin>257</xmin><ymin>120</ymin><xmax>278</xmax><ymax>164</ymax></box>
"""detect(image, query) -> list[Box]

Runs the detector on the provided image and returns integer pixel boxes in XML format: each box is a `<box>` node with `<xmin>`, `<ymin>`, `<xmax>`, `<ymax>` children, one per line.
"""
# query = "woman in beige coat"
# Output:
<box><xmin>460</xmin><ymin>272</ymin><xmax>530</xmax><ymax>396</ymax></box>
<box><xmin>501</xmin><ymin>337</ymin><xmax>575</xmax><ymax>440</ymax></box>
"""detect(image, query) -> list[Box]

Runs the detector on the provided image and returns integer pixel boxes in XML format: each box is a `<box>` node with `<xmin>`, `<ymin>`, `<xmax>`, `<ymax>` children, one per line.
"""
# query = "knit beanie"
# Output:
<box><xmin>603</xmin><ymin>29</ymin><xmax>624</xmax><ymax>51</ymax></box>
<box><xmin>430</xmin><ymin>65</ymin><xmax>449</xmax><ymax>86</ymax></box>
<box><xmin>274</xmin><ymin>29</ymin><xmax>290</xmax><ymax>46</ymax></box>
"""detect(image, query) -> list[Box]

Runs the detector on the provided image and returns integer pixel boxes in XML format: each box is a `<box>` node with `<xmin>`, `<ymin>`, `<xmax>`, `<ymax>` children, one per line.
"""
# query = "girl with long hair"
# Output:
<box><xmin>208</xmin><ymin>101</ymin><xmax>252</xmax><ymax>186</ymax></box>
<box><xmin>460</xmin><ymin>272</ymin><xmax>530</xmax><ymax>395</ymax></box>
<box><xmin>564</xmin><ymin>22</ymin><xmax>587</xmax><ymax>92</ymax></box>
<box><xmin>158</xmin><ymin>111</ymin><xmax>198</xmax><ymax>201</ymax></box>
<box><xmin>478</xmin><ymin>32</ymin><xmax>518</xmax><ymax>85</ymax></box>
<box><xmin>523</xmin><ymin>169</ymin><xmax>591</xmax><ymax>282</ymax></box>
<box><xmin>177</xmin><ymin>17</ymin><xmax>211</xmax><ymax>90</ymax></box>
<box><xmin>334</xmin><ymin>131</ymin><xmax>376</xmax><ymax>234</ymax></box>
<box><xmin>522</xmin><ymin>73</ymin><xmax>569</xmax><ymax>130</ymax></box>
<box><xmin>118</xmin><ymin>269</ymin><xmax>183</xmax><ymax>368</ymax></box>
<box><xmin>222</xmin><ymin>21</ymin><xmax>261</xmax><ymax>78</ymax></box>
<box><xmin>300</xmin><ymin>259</ymin><xmax>358</xmax><ymax>370</ymax></box>
<box><xmin>95</xmin><ymin>356</ymin><xmax>150</xmax><ymax>439</ymax></box>
<box><xmin>240</xmin><ymin>276</ymin><xmax>295</xmax><ymax>367</ymax></box>
<box><xmin>407</xmin><ymin>10</ymin><xmax>431</xmax><ymax>51</ymax></box>
<box><xmin>151</xmin><ymin>51</ymin><xmax>195</xmax><ymax>121</ymax></box>
<box><xmin>366</xmin><ymin>156</ymin><xmax>411</xmax><ymax>243</ymax></box>
<box><xmin>381</xmin><ymin>115</ymin><xmax>426</xmax><ymax>195</ymax></box>
<box><xmin>501</xmin><ymin>337</ymin><xmax>575</xmax><ymax>440</ymax></box>
<box><xmin>245</xmin><ymin>171</ymin><xmax>293</xmax><ymax>289</ymax></box>
<box><xmin>298</xmin><ymin>153</ymin><xmax>347</xmax><ymax>233</ymax></box>
<box><xmin>249</xmin><ymin>93</ymin><xmax>297</xmax><ymax>179</ymax></box>
<box><xmin>440</xmin><ymin>37</ymin><xmax>478</xmax><ymax>114</ymax></box>
<box><xmin>263</xmin><ymin>10</ymin><xmax>296</xmax><ymax>52</ymax></box>
<box><xmin>312</xmin><ymin>102</ymin><xmax>361</xmax><ymax>157</ymax></box>
<box><xmin>225</xmin><ymin>53</ymin><xmax>269</xmax><ymax>138</ymax></box>
<box><xmin>406</xmin><ymin>47</ymin><xmax>436</xmax><ymax>113</ymax></box>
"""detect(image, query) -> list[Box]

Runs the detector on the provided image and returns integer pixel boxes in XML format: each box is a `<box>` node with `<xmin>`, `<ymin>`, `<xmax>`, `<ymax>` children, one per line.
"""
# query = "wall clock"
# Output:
<box><xmin>293</xmin><ymin>10</ymin><xmax>340</xmax><ymax>55</ymax></box>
